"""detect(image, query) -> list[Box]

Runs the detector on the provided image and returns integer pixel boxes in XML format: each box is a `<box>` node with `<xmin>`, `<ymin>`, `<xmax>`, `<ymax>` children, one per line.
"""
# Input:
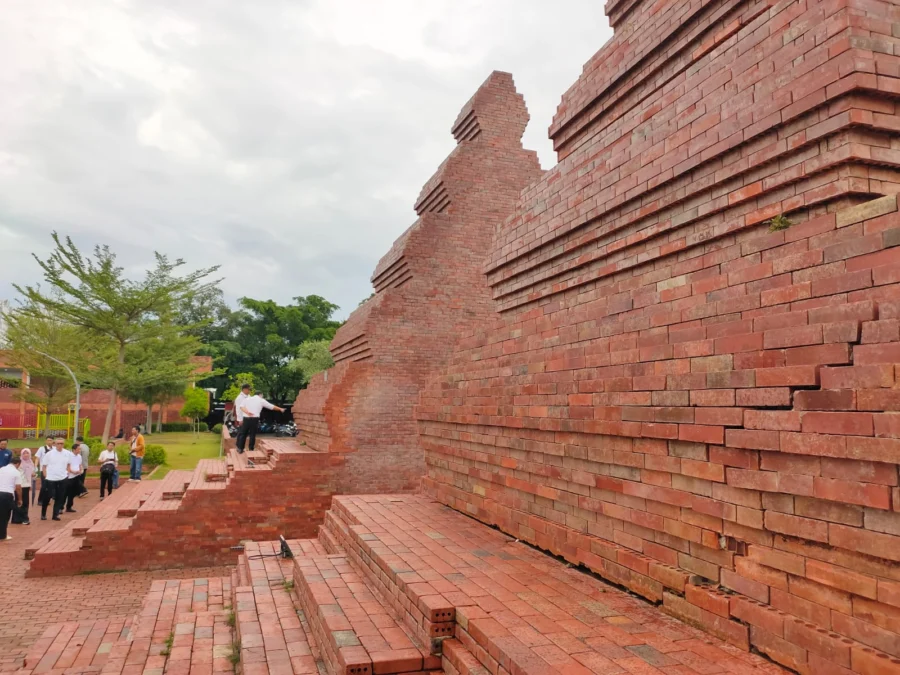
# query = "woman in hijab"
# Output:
<box><xmin>11</xmin><ymin>449</ymin><xmax>33</xmax><ymax>525</ymax></box>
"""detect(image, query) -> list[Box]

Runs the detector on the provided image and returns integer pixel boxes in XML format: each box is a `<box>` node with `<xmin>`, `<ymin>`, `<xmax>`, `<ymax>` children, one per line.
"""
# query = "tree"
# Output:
<box><xmin>179</xmin><ymin>387</ymin><xmax>210</xmax><ymax>437</ymax></box>
<box><xmin>202</xmin><ymin>295</ymin><xmax>341</xmax><ymax>400</ymax></box>
<box><xmin>1</xmin><ymin>307</ymin><xmax>95</xmax><ymax>420</ymax></box>
<box><xmin>120</xmin><ymin>334</ymin><xmax>212</xmax><ymax>434</ymax></box>
<box><xmin>288</xmin><ymin>340</ymin><xmax>334</xmax><ymax>386</ymax></box>
<box><xmin>222</xmin><ymin>372</ymin><xmax>257</xmax><ymax>403</ymax></box>
<box><xmin>15</xmin><ymin>233</ymin><xmax>220</xmax><ymax>443</ymax></box>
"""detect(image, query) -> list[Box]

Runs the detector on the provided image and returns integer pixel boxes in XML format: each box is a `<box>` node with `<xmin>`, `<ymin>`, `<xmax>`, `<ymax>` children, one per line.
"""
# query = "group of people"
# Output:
<box><xmin>0</xmin><ymin>426</ymin><xmax>147</xmax><ymax>542</ymax></box>
<box><xmin>233</xmin><ymin>383</ymin><xmax>285</xmax><ymax>453</ymax></box>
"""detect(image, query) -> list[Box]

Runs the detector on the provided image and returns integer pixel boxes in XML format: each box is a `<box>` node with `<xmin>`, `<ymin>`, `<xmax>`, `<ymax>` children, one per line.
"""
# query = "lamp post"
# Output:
<box><xmin>35</xmin><ymin>351</ymin><xmax>80</xmax><ymax>441</ymax></box>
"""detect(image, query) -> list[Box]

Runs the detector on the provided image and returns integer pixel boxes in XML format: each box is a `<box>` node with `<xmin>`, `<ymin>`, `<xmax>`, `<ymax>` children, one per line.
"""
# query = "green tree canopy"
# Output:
<box><xmin>288</xmin><ymin>340</ymin><xmax>334</xmax><ymax>387</ymax></box>
<box><xmin>1</xmin><ymin>307</ymin><xmax>94</xmax><ymax>415</ymax></box>
<box><xmin>200</xmin><ymin>295</ymin><xmax>341</xmax><ymax>401</ymax></box>
<box><xmin>14</xmin><ymin>233</ymin><xmax>220</xmax><ymax>442</ymax></box>
<box><xmin>180</xmin><ymin>386</ymin><xmax>210</xmax><ymax>436</ymax></box>
<box><xmin>222</xmin><ymin>372</ymin><xmax>257</xmax><ymax>402</ymax></box>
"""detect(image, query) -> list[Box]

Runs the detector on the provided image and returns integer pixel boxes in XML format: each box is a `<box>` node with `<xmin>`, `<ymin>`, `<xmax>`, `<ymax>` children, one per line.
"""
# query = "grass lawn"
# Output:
<box><xmin>147</xmin><ymin>432</ymin><xmax>222</xmax><ymax>479</ymax></box>
<box><xmin>4</xmin><ymin>432</ymin><xmax>222</xmax><ymax>479</ymax></box>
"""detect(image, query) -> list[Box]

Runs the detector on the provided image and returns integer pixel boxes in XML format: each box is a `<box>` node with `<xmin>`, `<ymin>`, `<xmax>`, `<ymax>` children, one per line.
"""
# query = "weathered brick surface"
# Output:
<box><xmin>27</xmin><ymin>438</ymin><xmax>339</xmax><ymax>576</ymax></box>
<box><xmin>293</xmin><ymin>71</ymin><xmax>542</xmax><ymax>495</ymax></box>
<box><xmin>419</xmin><ymin>0</ymin><xmax>900</xmax><ymax>673</ymax></box>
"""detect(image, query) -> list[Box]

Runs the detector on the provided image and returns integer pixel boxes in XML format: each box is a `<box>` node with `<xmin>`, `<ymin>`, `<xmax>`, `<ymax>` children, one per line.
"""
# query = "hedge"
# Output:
<box><xmin>87</xmin><ymin>443</ymin><xmax>166</xmax><ymax>466</ymax></box>
<box><xmin>160</xmin><ymin>422</ymin><xmax>208</xmax><ymax>433</ymax></box>
<box><xmin>211</xmin><ymin>423</ymin><xmax>223</xmax><ymax>434</ymax></box>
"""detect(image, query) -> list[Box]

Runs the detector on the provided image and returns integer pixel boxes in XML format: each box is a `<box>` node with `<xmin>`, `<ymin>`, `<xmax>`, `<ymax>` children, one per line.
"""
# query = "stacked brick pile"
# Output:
<box><xmin>293</xmin><ymin>71</ymin><xmax>543</xmax><ymax>495</ymax></box>
<box><xmin>419</xmin><ymin>0</ymin><xmax>900</xmax><ymax>672</ymax></box>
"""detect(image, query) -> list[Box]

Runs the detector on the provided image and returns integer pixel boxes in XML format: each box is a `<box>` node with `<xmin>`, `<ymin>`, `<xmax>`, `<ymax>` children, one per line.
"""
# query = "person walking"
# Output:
<box><xmin>75</xmin><ymin>436</ymin><xmax>90</xmax><ymax>498</ymax></box>
<box><xmin>237</xmin><ymin>394</ymin><xmax>285</xmax><ymax>453</ymax></box>
<box><xmin>0</xmin><ymin>439</ymin><xmax>11</xmax><ymax>468</ymax></box>
<box><xmin>65</xmin><ymin>444</ymin><xmax>84</xmax><ymax>513</ymax></box>
<box><xmin>11</xmin><ymin>450</ymin><xmax>33</xmax><ymax>525</ymax></box>
<box><xmin>41</xmin><ymin>438</ymin><xmax>74</xmax><ymax>521</ymax></box>
<box><xmin>0</xmin><ymin>456</ymin><xmax>22</xmax><ymax>541</ymax></box>
<box><xmin>98</xmin><ymin>442</ymin><xmax>117</xmax><ymax>500</ymax></box>
<box><xmin>129</xmin><ymin>426</ymin><xmax>145</xmax><ymax>481</ymax></box>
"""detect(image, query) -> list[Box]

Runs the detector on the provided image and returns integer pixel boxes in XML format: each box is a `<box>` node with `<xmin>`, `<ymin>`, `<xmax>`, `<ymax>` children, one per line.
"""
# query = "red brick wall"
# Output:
<box><xmin>420</xmin><ymin>0</ymin><xmax>900</xmax><ymax>673</ymax></box>
<box><xmin>294</xmin><ymin>71</ymin><xmax>543</xmax><ymax>495</ymax></box>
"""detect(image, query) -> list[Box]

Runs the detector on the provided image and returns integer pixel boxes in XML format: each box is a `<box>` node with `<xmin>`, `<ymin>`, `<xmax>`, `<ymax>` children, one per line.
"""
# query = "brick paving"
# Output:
<box><xmin>0</xmin><ymin>485</ymin><xmax>229</xmax><ymax>672</ymax></box>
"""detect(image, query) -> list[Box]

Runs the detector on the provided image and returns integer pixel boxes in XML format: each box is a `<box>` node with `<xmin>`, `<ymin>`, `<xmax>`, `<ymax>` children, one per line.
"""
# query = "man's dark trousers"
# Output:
<box><xmin>41</xmin><ymin>479</ymin><xmax>67</xmax><ymax>519</ymax></box>
<box><xmin>0</xmin><ymin>492</ymin><xmax>14</xmax><ymax>539</ymax></box>
<box><xmin>236</xmin><ymin>418</ymin><xmax>259</xmax><ymax>453</ymax></box>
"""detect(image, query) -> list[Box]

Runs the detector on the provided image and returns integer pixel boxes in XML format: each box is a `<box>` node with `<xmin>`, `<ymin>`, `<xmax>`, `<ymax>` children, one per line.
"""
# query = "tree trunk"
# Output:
<box><xmin>146</xmin><ymin>404</ymin><xmax>152</xmax><ymax>435</ymax></box>
<box><xmin>101</xmin><ymin>343</ymin><xmax>126</xmax><ymax>444</ymax></box>
<box><xmin>101</xmin><ymin>389</ymin><xmax>117</xmax><ymax>445</ymax></box>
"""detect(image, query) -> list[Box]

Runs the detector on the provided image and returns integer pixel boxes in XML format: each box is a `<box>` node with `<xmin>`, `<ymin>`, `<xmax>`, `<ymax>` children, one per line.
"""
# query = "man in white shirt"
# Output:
<box><xmin>41</xmin><ymin>437</ymin><xmax>74</xmax><ymax>521</ymax></box>
<box><xmin>75</xmin><ymin>436</ymin><xmax>90</xmax><ymax>498</ymax></box>
<box><xmin>65</xmin><ymin>446</ymin><xmax>84</xmax><ymax>513</ymax></box>
<box><xmin>237</xmin><ymin>394</ymin><xmax>285</xmax><ymax>453</ymax></box>
<box><xmin>233</xmin><ymin>383</ymin><xmax>251</xmax><ymax>426</ymax></box>
<box><xmin>0</xmin><ymin>456</ymin><xmax>22</xmax><ymax>541</ymax></box>
<box><xmin>34</xmin><ymin>437</ymin><xmax>53</xmax><ymax>506</ymax></box>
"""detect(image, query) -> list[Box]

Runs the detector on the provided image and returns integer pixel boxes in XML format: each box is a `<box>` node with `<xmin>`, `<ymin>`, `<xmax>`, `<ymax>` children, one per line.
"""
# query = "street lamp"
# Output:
<box><xmin>34</xmin><ymin>351</ymin><xmax>80</xmax><ymax>441</ymax></box>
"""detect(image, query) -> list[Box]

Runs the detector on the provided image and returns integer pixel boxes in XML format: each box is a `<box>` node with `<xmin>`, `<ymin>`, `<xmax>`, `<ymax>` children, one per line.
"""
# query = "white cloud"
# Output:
<box><xmin>0</xmin><ymin>0</ymin><xmax>610</xmax><ymax>319</ymax></box>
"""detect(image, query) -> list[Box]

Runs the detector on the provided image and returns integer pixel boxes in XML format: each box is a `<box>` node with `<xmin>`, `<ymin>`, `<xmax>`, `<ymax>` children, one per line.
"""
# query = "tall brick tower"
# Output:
<box><xmin>294</xmin><ymin>71</ymin><xmax>543</xmax><ymax>494</ymax></box>
<box><xmin>420</xmin><ymin>0</ymin><xmax>900</xmax><ymax>670</ymax></box>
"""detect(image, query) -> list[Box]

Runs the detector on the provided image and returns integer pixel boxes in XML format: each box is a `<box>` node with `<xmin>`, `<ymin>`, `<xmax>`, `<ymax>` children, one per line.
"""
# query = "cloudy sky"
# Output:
<box><xmin>0</xmin><ymin>1</ymin><xmax>610</xmax><ymax>320</ymax></box>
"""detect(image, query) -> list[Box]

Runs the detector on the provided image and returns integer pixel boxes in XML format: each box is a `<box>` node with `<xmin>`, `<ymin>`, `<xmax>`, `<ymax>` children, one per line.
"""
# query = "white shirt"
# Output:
<box><xmin>99</xmin><ymin>449</ymin><xmax>117</xmax><ymax>465</ymax></box>
<box><xmin>70</xmin><ymin>453</ymin><xmax>84</xmax><ymax>475</ymax></box>
<box><xmin>35</xmin><ymin>446</ymin><xmax>52</xmax><ymax>468</ymax></box>
<box><xmin>0</xmin><ymin>464</ymin><xmax>19</xmax><ymax>494</ymax></box>
<box><xmin>43</xmin><ymin>449</ymin><xmax>74</xmax><ymax>481</ymax></box>
<box><xmin>240</xmin><ymin>395</ymin><xmax>275</xmax><ymax>419</ymax></box>
<box><xmin>234</xmin><ymin>392</ymin><xmax>249</xmax><ymax>422</ymax></box>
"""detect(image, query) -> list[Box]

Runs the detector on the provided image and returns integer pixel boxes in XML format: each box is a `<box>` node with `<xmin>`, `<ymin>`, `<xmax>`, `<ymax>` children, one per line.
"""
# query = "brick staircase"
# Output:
<box><xmin>16</xmin><ymin>576</ymin><xmax>232</xmax><ymax>674</ymax></box>
<box><xmin>27</xmin><ymin>438</ymin><xmax>339</xmax><ymax>576</ymax></box>
<box><xmin>225</xmin><ymin>494</ymin><xmax>791</xmax><ymax>675</ymax></box>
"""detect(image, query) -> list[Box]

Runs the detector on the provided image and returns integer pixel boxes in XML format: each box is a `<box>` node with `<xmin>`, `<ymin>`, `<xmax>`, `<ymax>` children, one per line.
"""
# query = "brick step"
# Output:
<box><xmin>293</xmin><ymin>552</ymin><xmax>441</xmax><ymax>675</ymax></box>
<box><xmin>138</xmin><ymin>470</ymin><xmax>195</xmax><ymax>512</ymax></box>
<box><xmin>106</xmin><ymin>576</ymin><xmax>233</xmax><ymax>674</ymax></box>
<box><xmin>321</xmin><ymin>510</ymin><xmax>456</xmax><ymax>652</ymax></box>
<box><xmin>18</xmin><ymin>616</ymin><xmax>133</xmax><ymax>674</ymax></box>
<box><xmin>28</xmin><ymin>437</ymin><xmax>336</xmax><ymax>576</ymax></box>
<box><xmin>17</xmin><ymin>577</ymin><xmax>232</xmax><ymax>674</ymax></box>
<box><xmin>26</xmin><ymin>482</ymin><xmax>160</xmax><ymax>575</ymax></box>
<box><xmin>232</xmin><ymin>540</ymin><xmax>326</xmax><ymax>675</ymax></box>
<box><xmin>320</xmin><ymin>495</ymin><xmax>784</xmax><ymax>675</ymax></box>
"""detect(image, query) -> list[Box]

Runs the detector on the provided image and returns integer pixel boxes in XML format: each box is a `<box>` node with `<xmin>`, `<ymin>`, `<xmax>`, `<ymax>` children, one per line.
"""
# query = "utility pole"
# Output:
<box><xmin>35</xmin><ymin>351</ymin><xmax>80</xmax><ymax>441</ymax></box>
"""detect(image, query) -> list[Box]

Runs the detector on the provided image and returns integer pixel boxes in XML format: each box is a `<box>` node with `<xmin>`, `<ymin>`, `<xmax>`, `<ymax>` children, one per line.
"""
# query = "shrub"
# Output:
<box><xmin>212</xmin><ymin>423</ymin><xmax>223</xmax><ymax>434</ymax></box>
<box><xmin>160</xmin><ymin>422</ymin><xmax>208</xmax><ymax>432</ymax></box>
<box><xmin>106</xmin><ymin>444</ymin><xmax>166</xmax><ymax>466</ymax></box>
<box><xmin>143</xmin><ymin>444</ymin><xmax>167</xmax><ymax>466</ymax></box>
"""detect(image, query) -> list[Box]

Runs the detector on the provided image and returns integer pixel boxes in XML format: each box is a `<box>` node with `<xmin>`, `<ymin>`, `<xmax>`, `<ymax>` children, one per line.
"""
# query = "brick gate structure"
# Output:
<box><xmin>17</xmin><ymin>1</ymin><xmax>900</xmax><ymax>673</ymax></box>
<box><xmin>293</xmin><ymin>71</ymin><xmax>542</xmax><ymax>494</ymax></box>
<box><xmin>418</xmin><ymin>0</ymin><xmax>900</xmax><ymax>671</ymax></box>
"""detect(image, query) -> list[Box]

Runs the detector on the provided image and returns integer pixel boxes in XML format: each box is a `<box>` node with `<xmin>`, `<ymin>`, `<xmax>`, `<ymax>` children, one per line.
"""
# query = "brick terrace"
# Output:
<box><xmin>0</xmin><ymin>485</ymin><xmax>229</xmax><ymax>672</ymax></box>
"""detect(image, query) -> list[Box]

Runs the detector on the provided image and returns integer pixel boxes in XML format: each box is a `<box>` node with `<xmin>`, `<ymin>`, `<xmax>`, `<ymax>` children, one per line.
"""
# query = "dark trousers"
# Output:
<box><xmin>236</xmin><ymin>418</ymin><xmax>259</xmax><ymax>452</ymax></box>
<box><xmin>100</xmin><ymin>471</ymin><xmax>114</xmax><ymax>498</ymax></box>
<box><xmin>41</xmin><ymin>479</ymin><xmax>67</xmax><ymax>518</ymax></box>
<box><xmin>77</xmin><ymin>472</ymin><xmax>88</xmax><ymax>496</ymax></box>
<box><xmin>66</xmin><ymin>477</ymin><xmax>81</xmax><ymax>510</ymax></box>
<box><xmin>0</xmin><ymin>492</ymin><xmax>15</xmax><ymax>539</ymax></box>
<box><xmin>11</xmin><ymin>487</ymin><xmax>29</xmax><ymax>523</ymax></box>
